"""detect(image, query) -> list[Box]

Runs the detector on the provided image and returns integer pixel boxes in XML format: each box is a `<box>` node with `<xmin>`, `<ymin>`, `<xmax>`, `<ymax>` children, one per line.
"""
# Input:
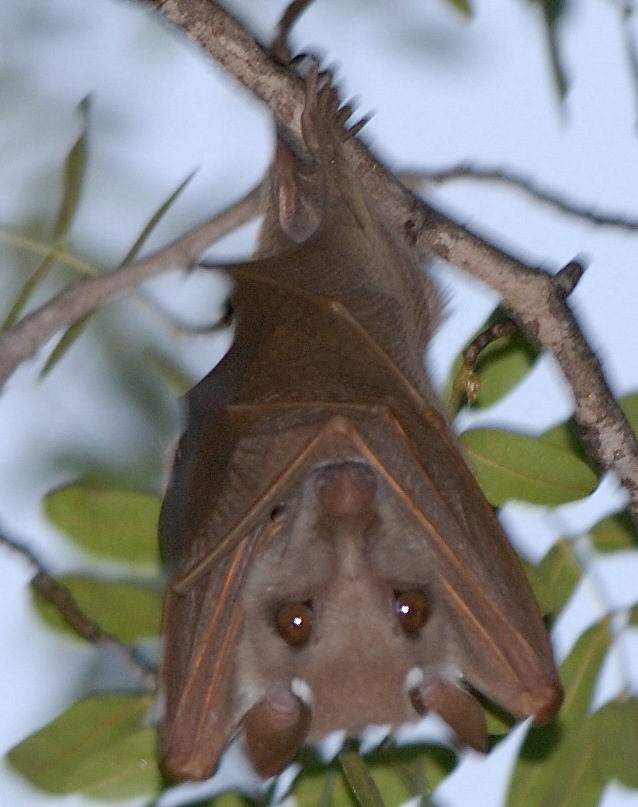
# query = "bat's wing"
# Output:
<box><xmin>158</xmin><ymin>407</ymin><xmax>561</xmax><ymax>781</ymax></box>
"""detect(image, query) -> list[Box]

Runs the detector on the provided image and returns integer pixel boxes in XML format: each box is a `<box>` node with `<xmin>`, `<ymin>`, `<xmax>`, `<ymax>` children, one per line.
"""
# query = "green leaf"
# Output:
<box><xmin>39</xmin><ymin>312</ymin><xmax>92</xmax><ymax>378</ymax></box>
<box><xmin>620</xmin><ymin>392</ymin><xmax>638</xmax><ymax>434</ymax></box>
<box><xmin>292</xmin><ymin>746</ymin><xmax>455</xmax><ymax>807</ymax></box>
<box><xmin>205</xmin><ymin>794</ymin><xmax>256</xmax><ymax>807</ymax></box>
<box><xmin>442</xmin><ymin>0</ymin><xmax>472</xmax><ymax>17</ymax></box>
<box><xmin>590</xmin><ymin>511</ymin><xmax>636</xmax><ymax>553</ymax></box>
<box><xmin>519</xmin><ymin>555</ymin><xmax>556</xmax><ymax>618</ymax></box>
<box><xmin>534</xmin><ymin>539</ymin><xmax>582</xmax><ymax>616</ymax></box>
<box><xmin>295</xmin><ymin>765</ymin><xmax>355</xmax><ymax>807</ymax></box>
<box><xmin>535</xmin><ymin>0</ymin><xmax>569</xmax><ymax>100</ymax></box>
<box><xmin>390</xmin><ymin>745</ymin><xmax>455</xmax><ymax>795</ymax></box>
<box><xmin>459</xmin><ymin>429</ymin><xmax>598</xmax><ymax>506</ymax></box>
<box><xmin>36</xmin><ymin>170</ymin><xmax>196</xmax><ymax>376</ymax></box>
<box><xmin>65</xmin><ymin>727</ymin><xmax>158</xmax><ymax>799</ymax></box>
<box><xmin>2</xmin><ymin>98</ymin><xmax>92</xmax><ymax>328</ymax></box>
<box><xmin>479</xmin><ymin>697</ymin><xmax>516</xmax><ymax>738</ymax></box>
<box><xmin>120</xmin><ymin>170</ymin><xmax>196</xmax><ymax>265</ymax></box>
<box><xmin>53</xmin><ymin>95</ymin><xmax>90</xmax><ymax>241</ymax></box>
<box><xmin>7</xmin><ymin>694</ymin><xmax>159</xmax><ymax>799</ymax></box>
<box><xmin>44</xmin><ymin>484</ymin><xmax>161</xmax><ymax>566</ymax></box>
<box><xmin>507</xmin><ymin>620</ymin><xmax>611</xmax><ymax>807</ymax></box>
<box><xmin>538</xmin><ymin>418</ymin><xmax>588</xmax><ymax>464</ymax></box>
<box><xmin>340</xmin><ymin>749</ymin><xmax>388</xmax><ymax>807</ymax></box>
<box><xmin>31</xmin><ymin>574</ymin><xmax>162</xmax><ymax>643</ymax></box>
<box><xmin>2</xmin><ymin>250</ymin><xmax>59</xmax><ymax>328</ymax></box>
<box><xmin>594</xmin><ymin>698</ymin><xmax>638</xmax><ymax>788</ymax></box>
<box><xmin>145</xmin><ymin>349</ymin><xmax>195</xmax><ymax>396</ymax></box>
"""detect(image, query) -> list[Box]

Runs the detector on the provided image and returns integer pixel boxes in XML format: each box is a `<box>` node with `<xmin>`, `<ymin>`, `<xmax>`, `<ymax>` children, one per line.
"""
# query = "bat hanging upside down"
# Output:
<box><xmin>157</xmin><ymin>61</ymin><xmax>562</xmax><ymax>782</ymax></box>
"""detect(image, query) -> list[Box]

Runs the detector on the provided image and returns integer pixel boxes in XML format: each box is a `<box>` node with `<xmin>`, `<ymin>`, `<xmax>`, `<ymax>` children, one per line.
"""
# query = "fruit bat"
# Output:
<box><xmin>157</xmin><ymin>63</ymin><xmax>562</xmax><ymax>782</ymax></box>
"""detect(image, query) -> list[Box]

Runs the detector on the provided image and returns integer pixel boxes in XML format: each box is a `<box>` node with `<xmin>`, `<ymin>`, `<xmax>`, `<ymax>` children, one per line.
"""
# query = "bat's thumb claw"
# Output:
<box><xmin>243</xmin><ymin>688</ymin><xmax>312</xmax><ymax>777</ymax></box>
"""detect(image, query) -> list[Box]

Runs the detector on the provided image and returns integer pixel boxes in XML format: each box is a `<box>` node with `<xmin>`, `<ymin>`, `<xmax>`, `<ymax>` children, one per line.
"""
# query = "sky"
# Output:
<box><xmin>1</xmin><ymin>0</ymin><xmax>638</xmax><ymax>806</ymax></box>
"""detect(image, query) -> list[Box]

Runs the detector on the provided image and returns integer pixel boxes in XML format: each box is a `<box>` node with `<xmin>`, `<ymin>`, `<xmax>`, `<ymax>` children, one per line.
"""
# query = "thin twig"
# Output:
<box><xmin>0</xmin><ymin>529</ymin><xmax>157</xmax><ymax>690</ymax></box>
<box><xmin>400</xmin><ymin>166</ymin><xmax>638</xmax><ymax>232</ymax></box>
<box><xmin>451</xmin><ymin>259</ymin><xmax>585</xmax><ymax>411</ymax></box>
<box><xmin>451</xmin><ymin>319</ymin><xmax>518</xmax><ymax>412</ymax></box>
<box><xmin>0</xmin><ymin>181</ymin><xmax>262</xmax><ymax>387</ymax></box>
<box><xmin>142</xmin><ymin>0</ymin><xmax>638</xmax><ymax>522</ymax></box>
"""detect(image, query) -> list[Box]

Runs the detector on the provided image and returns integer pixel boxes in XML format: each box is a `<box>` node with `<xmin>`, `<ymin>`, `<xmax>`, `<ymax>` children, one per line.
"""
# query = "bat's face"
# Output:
<box><xmin>236</xmin><ymin>461</ymin><xmax>489</xmax><ymax>776</ymax></box>
<box><xmin>159</xmin><ymin>413</ymin><xmax>562</xmax><ymax>783</ymax></box>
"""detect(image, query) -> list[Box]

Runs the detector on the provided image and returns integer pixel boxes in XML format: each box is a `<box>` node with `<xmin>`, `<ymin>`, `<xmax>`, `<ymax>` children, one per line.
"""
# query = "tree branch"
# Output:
<box><xmin>400</xmin><ymin>166</ymin><xmax>638</xmax><ymax>232</ymax></box>
<box><xmin>143</xmin><ymin>0</ymin><xmax>638</xmax><ymax>520</ymax></box>
<box><xmin>0</xmin><ymin>529</ymin><xmax>157</xmax><ymax>690</ymax></box>
<box><xmin>0</xmin><ymin>182</ymin><xmax>262</xmax><ymax>387</ymax></box>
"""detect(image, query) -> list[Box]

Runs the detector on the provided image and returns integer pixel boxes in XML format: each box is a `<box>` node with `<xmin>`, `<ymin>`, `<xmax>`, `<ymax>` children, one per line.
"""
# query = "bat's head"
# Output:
<box><xmin>158</xmin><ymin>416</ymin><xmax>562</xmax><ymax>782</ymax></box>
<box><xmin>234</xmin><ymin>458</ymin><xmax>560</xmax><ymax>777</ymax></box>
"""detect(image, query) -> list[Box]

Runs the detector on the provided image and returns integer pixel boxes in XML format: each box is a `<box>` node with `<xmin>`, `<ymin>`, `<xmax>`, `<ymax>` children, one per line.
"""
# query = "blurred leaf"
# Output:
<box><xmin>53</xmin><ymin>95</ymin><xmax>90</xmax><ymax>241</ymax></box>
<box><xmin>39</xmin><ymin>312</ymin><xmax>92</xmax><ymax>378</ymax></box>
<box><xmin>459</xmin><ymin>429</ymin><xmax>598</xmax><ymax>506</ymax></box>
<box><xmin>478</xmin><ymin>696</ymin><xmax>516</xmax><ymax>737</ymax></box>
<box><xmin>445</xmin><ymin>307</ymin><xmax>537</xmax><ymax>412</ymax></box>
<box><xmin>442</xmin><ymin>0</ymin><xmax>472</xmax><ymax>17</ymax></box>
<box><xmin>36</xmin><ymin>170</ymin><xmax>195</xmax><ymax>375</ymax></box>
<box><xmin>590</xmin><ymin>511</ymin><xmax>636</xmax><ymax>553</ymax></box>
<box><xmin>507</xmin><ymin>620</ymin><xmax>611</xmax><ymax>807</ymax></box>
<box><xmin>519</xmin><ymin>555</ymin><xmax>556</xmax><ymax>618</ymax></box>
<box><xmin>120</xmin><ymin>170</ymin><xmax>196</xmax><ymax>265</ymax></box>
<box><xmin>340</xmin><ymin>749</ymin><xmax>388</xmax><ymax>807</ymax></box>
<box><xmin>32</xmin><ymin>574</ymin><xmax>162</xmax><ymax>643</ymax></box>
<box><xmin>2</xmin><ymin>251</ymin><xmax>59</xmax><ymax>328</ymax></box>
<box><xmin>534</xmin><ymin>0</ymin><xmax>569</xmax><ymax>100</ymax></box>
<box><xmin>293</xmin><ymin>746</ymin><xmax>455</xmax><ymax>807</ymax></box>
<box><xmin>620</xmin><ymin>392</ymin><xmax>638</xmax><ymax>434</ymax></box>
<box><xmin>594</xmin><ymin>698</ymin><xmax>638</xmax><ymax>788</ymax></box>
<box><xmin>7</xmin><ymin>694</ymin><xmax>159</xmax><ymax>799</ymax></box>
<box><xmin>145</xmin><ymin>349</ymin><xmax>195</xmax><ymax>396</ymax></box>
<box><xmin>3</xmin><ymin>97</ymin><xmax>91</xmax><ymax>329</ymax></box>
<box><xmin>66</xmin><ymin>727</ymin><xmax>158</xmax><ymax>799</ymax></box>
<box><xmin>534</xmin><ymin>539</ymin><xmax>581</xmax><ymax>615</ymax></box>
<box><xmin>538</xmin><ymin>418</ymin><xmax>588</xmax><ymax>464</ymax></box>
<box><xmin>390</xmin><ymin>745</ymin><xmax>455</xmax><ymax>793</ymax></box>
<box><xmin>205</xmin><ymin>794</ymin><xmax>256</xmax><ymax>807</ymax></box>
<box><xmin>295</xmin><ymin>765</ymin><xmax>356</xmax><ymax>807</ymax></box>
<box><xmin>44</xmin><ymin>484</ymin><xmax>161</xmax><ymax>566</ymax></box>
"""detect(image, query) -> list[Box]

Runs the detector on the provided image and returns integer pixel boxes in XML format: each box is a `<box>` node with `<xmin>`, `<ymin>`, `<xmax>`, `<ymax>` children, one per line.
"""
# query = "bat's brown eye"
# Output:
<box><xmin>276</xmin><ymin>602</ymin><xmax>313</xmax><ymax>646</ymax></box>
<box><xmin>395</xmin><ymin>590</ymin><xmax>429</xmax><ymax>633</ymax></box>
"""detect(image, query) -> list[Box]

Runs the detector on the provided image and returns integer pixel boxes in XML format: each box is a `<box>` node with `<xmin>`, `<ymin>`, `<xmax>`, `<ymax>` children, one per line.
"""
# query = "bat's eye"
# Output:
<box><xmin>395</xmin><ymin>590</ymin><xmax>429</xmax><ymax>633</ymax></box>
<box><xmin>276</xmin><ymin>602</ymin><xmax>313</xmax><ymax>646</ymax></box>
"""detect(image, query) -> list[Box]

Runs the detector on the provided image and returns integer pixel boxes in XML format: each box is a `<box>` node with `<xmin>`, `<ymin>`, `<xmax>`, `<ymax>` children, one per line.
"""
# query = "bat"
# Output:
<box><xmin>157</xmin><ymin>62</ymin><xmax>562</xmax><ymax>782</ymax></box>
